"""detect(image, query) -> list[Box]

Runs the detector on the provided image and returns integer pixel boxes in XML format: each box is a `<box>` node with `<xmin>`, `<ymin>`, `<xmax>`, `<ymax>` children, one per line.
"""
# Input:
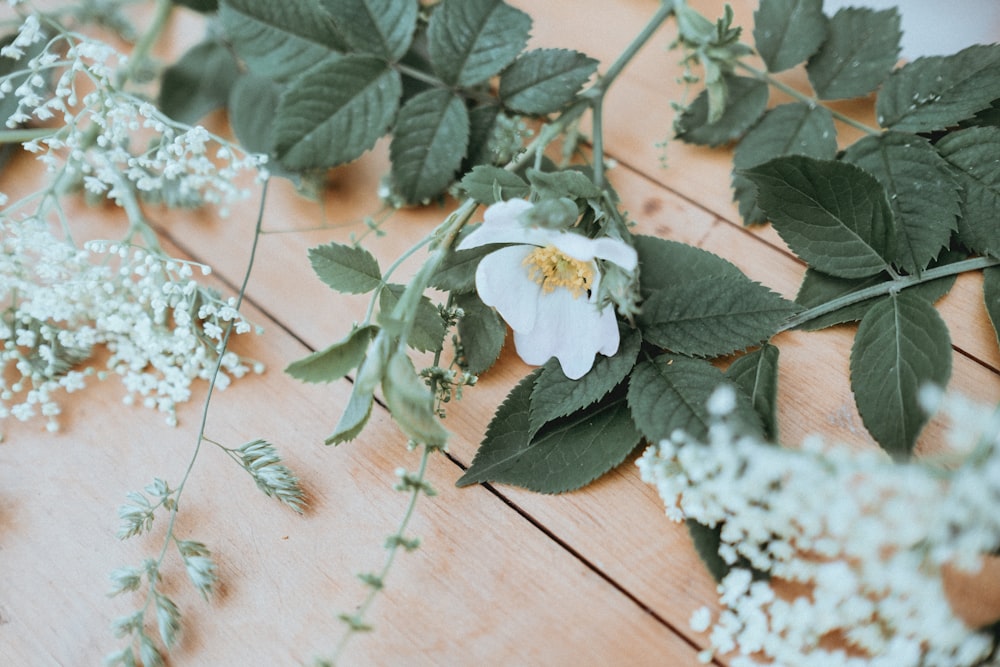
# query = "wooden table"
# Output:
<box><xmin>2</xmin><ymin>1</ymin><xmax>998</xmax><ymax>665</ymax></box>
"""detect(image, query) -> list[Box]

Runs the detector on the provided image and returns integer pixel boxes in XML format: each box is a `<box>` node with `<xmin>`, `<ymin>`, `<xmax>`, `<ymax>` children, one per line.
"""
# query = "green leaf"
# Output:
<box><xmin>382</xmin><ymin>352</ymin><xmax>449</xmax><ymax>447</ymax></box>
<box><xmin>686</xmin><ymin>520</ymin><xmax>732</xmax><ymax>583</ymax></box>
<box><xmin>742</xmin><ymin>156</ymin><xmax>895</xmax><ymax>278</ymax></box>
<box><xmin>159</xmin><ymin>40</ymin><xmax>240</xmax><ymax>125</ymax></box>
<box><xmin>174</xmin><ymin>0</ymin><xmax>218</xmax><ymax>11</ymax></box>
<box><xmin>528</xmin><ymin>326</ymin><xmax>640</xmax><ymax>435</ymax></box>
<box><xmin>455</xmin><ymin>291</ymin><xmax>506</xmax><ymax>375</ymax></box>
<box><xmin>457</xmin><ymin>375</ymin><xmax>642</xmax><ymax>493</ymax></box>
<box><xmin>308</xmin><ymin>242</ymin><xmax>382</xmax><ymax>294</ymax></box>
<box><xmin>274</xmin><ymin>55</ymin><xmax>401</xmax><ymax>170</ymax></box>
<box><xmin>732</xmin><ymin>103</ymin><xmax>837</xmax><ymax>224</ymax></box>
<box><xmin>627</xmin><ymin>354</ymin><xmax>752</xmax><ymax>443</ymax></box>
<box><xmin>427</xmin><ymin>0</ymin><xmax>531</xmax><ymax>87</ymax></box>
<box><xmin>379</xmin><ymin>284</ymin><xmax>446</xmax><ymax>353</ymax></box>
<box><xmin>326</xmin><ymin>379</ymin><xmax>376</xmax><ymax>444</ymax></box>
<box><xmin>877</xmin><ymin>44</ymin><xmax>1000</xmax><ymax>132</ymax></box>
<box><xmin>850</xmin><ymin>291</ymin><xmax>952</xmax><ymax>459</ymax></box>
<box><xmin>752</xmin><ymin>0</ymin><xmax>826</xmax><ymax>72</ymax></box>
<box><xmin>220</xmin><ymin>0</ymin><xmax>344</xmax><ymax>80</ymax></box>
<box><xmin>794</xmin><ymin>266</ymin><xmax>956</xmax><ymax>331</ymax></box>
<box><xmin>321</xmin><ymin>0</ymin><xmax>417</xmax><ymax>61</ymax></box>
<box><xmin>389</xmin><ymin>88</ymin><xmax>470</xmax><ymax>203</ymax></box>
<box><xmin>984</xmin><ymin>267</ymin><xmax>1000</xmax><ymax>353</ymax></box>
<box><xmin>637</xmin><ymin>275</ymin><xmax>798</xmax><ymax>358</ymax></box>
<box><xmin>674</xmin><ymin>74</ymin><xmax>769</xmax><ymax>147</ymax></box>
<box><xmin>805</xmin><ymin>7</ymin><xmax>900</xmax><ymax>100</ymax></box>
<box><xmin>429</xmin><ymin>241</ymin><xmax>498</xmax><ymax>293</ymax></box>
<box><xmin>935</xmin><ymin>126</ymin><xmax>1000</xmax><ymax>257</ymax></box>
<box><xmin>525</xmin><ymin>168</ymin><xmax>602</xmax><ymax>200</ymax></box>
<box><xmin>498</xmin><ymin>48</ymin><xmax>598</xmax><ymax>115</ymax></box>
<box><xmin>635</xmin><ymin>235</ymin><xmax>744</xmax><ymax>289</ymax></box>
<box><xmin>842</xmin><ymin>132</ymin><xmax>960</xmax><ymax>274</ymax></box>
<box><xmin>458</xmin><ymin>165</ymin><xmax>530</xmax><ymax>204</ymax></box>
<box><xmin>463</xmin><ymin>103</ymin><xmax>502</xmax><ymax>168</ymax></box>
<box><xmin>285</xmin><ymin>325</ymin><xmax>377</xmax><ymax>383</ymax></box>
<box><xmin>227</xmin><ymin>74</ymin><xmax>282</xmax><ymax>156</ymax></box>
<box><xmin>725</xmin><ymin>343</ymin><xmax>780</xmax><ymax>441</ymax></box>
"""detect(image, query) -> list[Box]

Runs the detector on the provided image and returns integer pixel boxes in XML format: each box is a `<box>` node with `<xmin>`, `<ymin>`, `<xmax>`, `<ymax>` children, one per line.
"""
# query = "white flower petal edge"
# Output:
<box><xmin>473</xmin><ymin>246</ymin><xmax>539</xmax><ymax>333</ymax></box>
<box><xmin>456</xmin><ymin>199</ymin><xmax>553</xmax><ymax>249</ymax></box>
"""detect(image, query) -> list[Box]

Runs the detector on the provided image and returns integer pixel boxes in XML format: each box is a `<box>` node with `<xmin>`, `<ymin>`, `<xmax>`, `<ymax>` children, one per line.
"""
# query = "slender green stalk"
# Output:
<box><xmin>778</xmin><ymin>256</ymin><xmax>1000</xmax><ymax>333</ymax></box>
<box><xmin>735</xmin><ymin>61</ymin><xmax>882</xmax><ymax>137</ymax></box>
<box><xmin>0</xmin><ymin>127</ymin><xmax>57</xmax><ymax>144</ymax></box>
<box><xmin>119</xmin><ymin>0</ymin><xmax>173</xmax><ymax>86</ymax></box>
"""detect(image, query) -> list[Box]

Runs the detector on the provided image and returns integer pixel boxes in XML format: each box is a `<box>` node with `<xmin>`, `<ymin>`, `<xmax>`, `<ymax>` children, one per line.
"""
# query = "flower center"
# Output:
<box><xmin>522</xmin><ymin>245</ymin><xmax>594</xmax><ymax>298</ymax></box>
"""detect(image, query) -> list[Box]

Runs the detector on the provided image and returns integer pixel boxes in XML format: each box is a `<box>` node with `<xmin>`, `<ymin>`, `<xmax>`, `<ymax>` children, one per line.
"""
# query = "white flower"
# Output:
<box><xmin>457</xmin><ymin>199</ymin><xmax>637</xmax><ymax>380</ymax></box>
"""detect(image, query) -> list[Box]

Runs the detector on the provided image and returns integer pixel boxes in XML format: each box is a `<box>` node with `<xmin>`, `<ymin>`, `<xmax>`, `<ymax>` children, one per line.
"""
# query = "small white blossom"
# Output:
<box><xmin>457</xmin><ymin>199</ymin><xmax>637</xmax><ymax>379</ymax></box>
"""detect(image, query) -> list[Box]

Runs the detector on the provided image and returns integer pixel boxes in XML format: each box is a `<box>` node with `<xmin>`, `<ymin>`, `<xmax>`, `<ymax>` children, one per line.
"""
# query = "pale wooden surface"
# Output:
<box><xmin>1</xmin><ymin>1</ymin><xmax>998</xmax><ymax>665</ymax></box>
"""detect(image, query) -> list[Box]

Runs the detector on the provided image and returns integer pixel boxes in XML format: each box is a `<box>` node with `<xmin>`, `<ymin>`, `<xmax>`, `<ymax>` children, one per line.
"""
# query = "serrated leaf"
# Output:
<box><xmin>228</xmin><ymin>74</ymin><xmax>282</xmax><ymax>156</ymax></box>
<box><xmin>674</xmin><ymin>74</ymin><xmax>769</xmax><ymax>147</ymax></box>
<box><xmin>877</xmin><ymin>44</ymin><xmax>1000</xmax><ymax>132</ymax></box>
<box><xmin>752</xmin><ymin>0</ymin><xmax>826</xmax><ymax>72</ymax></box>
<box><xmin>285</xmin><ymin>325</ymin><xmax>377</xmax><ymax>383</ymax></box>
<box><xmin>627</xmin><ymin>355</ymin><xmax>754</xmax><ymax>443</ymax></box>
<box><xmin>525</xmin><ymin>168</ymin><xmax>602</xmax><ymax>200</ymax></box>
<box><xmin>842</xmin><ymin>132</ymin><xmax>960</xmax><ymax>274</ymax></box>
<box><xmin>382</xmin><ymin>352</ymin><xmax>448</xmax><ymax>447</ymax></box>
<box><xmin>159</xmin><ymin>39</ymin><xmax>240</xmax><ymax>125</ymax></box>
<box><xmin>805</xmin><ymin>7</ymin><xmax>900</xmax><ymax>100</ymax></box>
<box><xmin>635</xmin><ymin>235</ymin><xmax>744</xmax><ymax>290</ymax></box>
<box><xmin>429</xmin><ymin>240</ymin><xmax>498</xmax><ymax>293</ymax></box>
<box><xmin>457</xmin><ymin>375</ymin><xmax>641</xmax><ymax>493</ymax></box>
<box><xmin>725</xmin><ymin>343</ymin><xmax>780</xmax><ymax>440</ymax></box>
<box><xmin>322</xmin><ymin>0</ymin><xmax>417</xmax><ymax>61</ymax></box>
<box><xmin>498</xmin><ymin>48</ymin><xmax>598</xmax><ymax>115</ymax></box>
<box><xmin>274</xmin><ymin>55</ymin><xmax>401</xmax><ymax>170</ymax></box>
<box><xmin>463</xmin><ymin>104</ymin><xmax>502</xmax><ymax>168</ymax></box>
<box><xmin>742</xmin><ymin>156</ymin><xmax>895</xmax><ymax>278</ymax></box>
<box><xmin>379</xmin><ymin>284</ymin><xmax>445</xmax><ymax>353</ymax></box>
<box><xmin>458</xmin><ymin>165</ymin><xmax>530</xmax><ymax>204</ymax></box>
<box><xmin>528</xmin><ymin>326</ymin><xmax>640</xmax><ymax>434</ymax></box>
<box><xmin>984</xmin><ymin>267</ymin><xmax>1000</xmax><ymax>353</ymax></box>
<box><xmin>308</xmin><ymin>242</ymin><xmax>382</xmax><ymax>294</ymax></box>
<box><xmin>936</xmin><ymin>126</ymin><xmax>1000</xmax><ymax>257</ymax></box>
<box><xmin>732</xmin><ymin>103</ymin><xmax>837</xmax><ymax>224</ymax></box>
<box><xmin>389</xmin><ymin>88</ymin><xmax>470</xmax><ymax>203</ymax></box>
<box><xmin>455</xmin><ymin>291</ymin><xmax>506</xmax><ymax>375</ymax></box>
<box><xmin>638</xmin><ymin>276</ymin><xmax>798</xmax><ymax>358</ymax></box>
<box><xmin>850</xmin><ymin>291</ymin><xmax>952</xmax><ymax>459</ymax></box>
<box><xmin>427</xmin><ymin>0</ymin><xmax>531</xmax><ymax>87</ymax></box>
<box><xmin>794</xmin><ymin>266</ymin><xmax>956</xmax><ymax>331</ymax></box>
<box><xmin>220</xmin><ymin>0</ymin><xmax>343</xmax><ymax>80</ymax></box>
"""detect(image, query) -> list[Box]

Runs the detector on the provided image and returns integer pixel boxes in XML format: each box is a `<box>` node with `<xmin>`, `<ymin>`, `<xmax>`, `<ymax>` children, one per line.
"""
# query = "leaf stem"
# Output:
<box><xmin>734</xmin><ymin>61</ymin><xmax>881</xmax><ymax>137</ymax></box>
<box><xmin>119</xmin><ymin>0</ymin><xmax>173</xmax><ymax>87</ymax></box>
<box><xmin>778</xmin><ymin>256</ymin><xmax>1000</xmax><ymax>333</ymax></box>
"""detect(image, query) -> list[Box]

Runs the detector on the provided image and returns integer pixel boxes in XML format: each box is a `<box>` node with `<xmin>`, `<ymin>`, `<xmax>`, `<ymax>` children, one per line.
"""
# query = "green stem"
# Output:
<box><xmin>594</xmin><ymin>0</ymin><xmax>677</xmax><ymax>96</ymax></box>
<box><xmin>778</xmin><ymin>256</ymin><xmax>1000</xmax><ymax>333</ymax></box>
<box><xmin>119</xmin><ymin>0</ymin><xmax>173</xmax><ymax>87</ymax></box>
<box><xmin>0</xmin><ymin>128</ymin><xmax>57</xmax><ymax>145</ymax></box>
<box><xmin>735</xmin><ymin>61</ymin><xmax>881</xmax><ymax>136</ymax></box>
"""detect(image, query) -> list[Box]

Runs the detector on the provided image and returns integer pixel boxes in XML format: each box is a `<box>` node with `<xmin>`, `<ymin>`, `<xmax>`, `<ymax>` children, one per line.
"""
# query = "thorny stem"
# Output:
<box><xmin>734</xmin><ymin>61</ymin><xmax>882</xmax><ymax>137</ymax></box>
<box><xmin>777</xmin><ymin>256</ymin><xmax>1000</xmax><ymax>333</ymax></box>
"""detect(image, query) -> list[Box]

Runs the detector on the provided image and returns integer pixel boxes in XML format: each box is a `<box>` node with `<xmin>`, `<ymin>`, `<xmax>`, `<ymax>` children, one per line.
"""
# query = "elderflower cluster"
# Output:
<box><xmin>0</xmin><ymin>217</ymin><xmax>261</xmax><ymax>430</ymax></box>
<box><xmin>638</xmin><ymin>386</ymin><xmax>1000</xmax><ymax>667</ymax></box>
<box><xmin>1</xmin><ymin>13</ymin><xmax>267</xmax><ymax>214</ymax></box>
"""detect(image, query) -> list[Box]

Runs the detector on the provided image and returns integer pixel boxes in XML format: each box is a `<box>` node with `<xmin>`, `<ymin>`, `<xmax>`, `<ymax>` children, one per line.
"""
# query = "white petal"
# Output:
<box><xmin>551</xmin><ymin>232</ymin><xmax>637</xmax><ymax>271</ymax></box>
<box><xmin>474</xmin><ymin>245</ymin><xmax>540</xmax><ymax>332</ymax></box>
<box><xmin>456</xmin><ymin>199</ymin><xmax>554</xmax><ymax>250</ymax></box>
<box><xmin>513</xmin><ymin>289</ymin><xmax>620</xmax><ymax>380</ymax></box>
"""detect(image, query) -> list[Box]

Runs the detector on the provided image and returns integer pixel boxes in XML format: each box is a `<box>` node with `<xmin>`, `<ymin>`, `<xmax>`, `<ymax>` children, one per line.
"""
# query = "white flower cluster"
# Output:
<box><xmin>0</xmin><ymin>217</ymin><xmax>261</xmax><ymax>431</ymax></box>
<box><xmin>1</xmin><ymin>13</ymin><xmax>267</xmax><ymax>214</ymax></box>
<box><xmin>638</xmin><ymin>386</ymin><xmax>1000</xmax><ymax>667</ymax></box>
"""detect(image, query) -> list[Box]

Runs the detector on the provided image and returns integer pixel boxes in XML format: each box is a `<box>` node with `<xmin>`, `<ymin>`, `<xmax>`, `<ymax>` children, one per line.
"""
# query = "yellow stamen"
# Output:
<box><xmin>522</xmin><ymin>245</ymin><xmax>594</xmax><ymax>298</ymax></box>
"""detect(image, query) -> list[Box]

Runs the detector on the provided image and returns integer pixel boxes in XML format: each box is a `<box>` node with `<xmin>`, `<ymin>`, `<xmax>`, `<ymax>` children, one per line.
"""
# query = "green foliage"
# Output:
<box><xmin>752</xmin><ymin>0</ymin><xmax>826</xmax><ymax>73</ymax></box>
<box><xmin>499</xmin><ymin>48</ymin><xmax>598</xmax><ymax>115</ymax></box>
<box><xmin>674</xmin><ymin>74</ymin><xmax>769</xmax><ymax>147</ymax></box>
<box><xmin>985</xmin><ymin>267</ymin><xmax>1000</xmax><ymax>352</ymax></box>
<box><xmin>285</xmin><ymin>324</ymin><xmax>378</xmax><ymax>383</ymax></box>
<box><xmin>525</xmin><ymin>168</ymin><xmax>603</xmax><ymax>200</ymax></box>
<box><xmin>936</xmin><ymin>127</ymin><xmax>1000</xmax><ymax>257</ymax></box>
<box><xmin>227</xmin><ymin>73</ymin><xmax>283</xmax><ymax>160</ymax></box>
<box><xmin>322</xmin><ymin>0</ymin><xmax>418</xmax><ymax>61</ymax></box>
<box><xmin>730</xmin><ymin>103</ymin><xmax>837</xmax><ymax>224</ymax></box>
<box><xmin>458</xmin><ymin>166</ymin><xmax>530</xmax><ymax>205</ymax></box>
<box><xmin>742</xmin><ymin>156</ymin><xmax>895</xmax><ymax>279</ymax></box>
<box><xmin>725</xmin><ymin>343</ymin><xmax>780</xmax><ymax>441</ymax></box>
<box><xmin>457</xmin><ymin>373</ymin><xmax>642</xmax><ymax>494</ymax></box>
<box><xmin>378</xmin><ymin>284</ymin><xmax>446</xmax><ymax>353</ymax></box>
<box><xmin>308</xmin><ymin>242</ymin><xmax>383</xmax><ymax>294</ymax></box>
<box><xmin>850</xmin><ymin>292</ymin><xmax>952</xmax><ymax>459</ymax></box>
<box><xmin>455</xmin><ymin>292</ymin><xmax>506</xmax><ymax>375</ymax></box>
<box><xmin>274</xmin><ymin>55</ymin><xmax>401</xmax><ymax>170</ymax></box>
<box><xmin>428</xmin><ymin>240</ymin><xmax>499</xmax><ymax>292</ymax></box>
<box><xmin>382</xmin><ymin>352</ymin><xmax>449</xmax><ymax>447</ymax></box>
<box><xmin>173</xmin><ymin>0</ymin><xmax>218</xmax><ymax>12</ymax></box>
<box><xmin>805</xmin><ymin>7</ymin><xmax>900</xmax><ymax>100</ymax></box>
<box><xmin>877</xmin><ymin>44</ymin><xmax>1000</xmax><ymax>132</ymax></box>
<box><xmin>426</xmin><ymin>0</ymin><xmax>531</xmax><ymax>87</ymax></box>
<box><xmin>326</xmin><ymin>372</ymin><xmax>377</xmax><ymax>445</ymax></box>
<box><xmin>842</xmin><ymin>132</ymin><xmax>960</xmax><ymax>274</ymax></box>
<box><xmin>389</xmin><ymin>88</ymin><xmax>470</xmax><ymax>203</ymax></box>
<box><xmin>159</xmin><ymin>39</ymin><xmax>241</xmax><ymax>124</ymax></box>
